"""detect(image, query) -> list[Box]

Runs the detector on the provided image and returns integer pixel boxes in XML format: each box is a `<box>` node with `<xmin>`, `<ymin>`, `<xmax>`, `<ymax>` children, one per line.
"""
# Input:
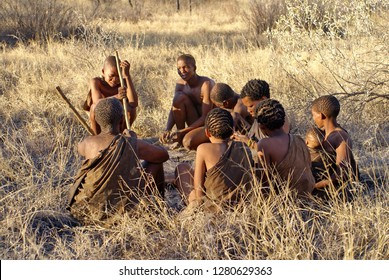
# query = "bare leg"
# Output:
<box><xmin>174</xmin><ymin>163</ymin><xmax>194</xmax><ymax>201</ymax></box>
<box><xmin>182</xmin><ymin>126</ymin><xmax>210</xmax><ymax>150</ymax></box>
<box><xmin>172</xmin><ymin>93</ymin><xmax>200</xmax><ymax>129</ymax></box>
<box><xmin>143</xmin><ymin>161</ymin><xmax>165</xmax><ymax>197</ymax></box>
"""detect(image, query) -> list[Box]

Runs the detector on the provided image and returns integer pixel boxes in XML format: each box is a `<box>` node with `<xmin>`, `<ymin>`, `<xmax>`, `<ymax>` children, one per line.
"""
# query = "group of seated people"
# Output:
<box><xmin>68</xmin><ymin>54</ymin><xmax>359</xmax><ymax>225</ymax></box>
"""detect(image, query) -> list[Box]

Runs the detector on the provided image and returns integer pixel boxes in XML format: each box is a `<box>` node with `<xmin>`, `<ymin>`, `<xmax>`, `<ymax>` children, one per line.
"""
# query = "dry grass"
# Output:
<box><xmin>0</xmin><ymin>0</ymin><xmax>388</xmax><ymax>260</ymax></box>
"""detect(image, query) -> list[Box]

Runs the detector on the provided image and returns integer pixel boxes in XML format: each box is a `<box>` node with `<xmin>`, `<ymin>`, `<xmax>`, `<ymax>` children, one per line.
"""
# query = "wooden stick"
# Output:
<box><xmin>55</xmin><ymin>86</ymin><xmax>95</xmax><ymax>135</ymax></box>
<box><xmin>115</xmin><ymin>51</ymin><xmax>131</xmax><ymax>130</ymax></box>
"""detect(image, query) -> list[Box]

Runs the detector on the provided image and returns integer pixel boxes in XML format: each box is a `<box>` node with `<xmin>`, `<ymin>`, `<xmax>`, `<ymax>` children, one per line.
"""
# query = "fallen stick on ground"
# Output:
<box><xmin>115</xmin><ymin>51</ymin><xmax>131</xmax><ymax>130</ymax></box>
<box><xmin>55</xmin><ymin>86</ymin><xmax>95</xmax><ymax>135</ymax></box>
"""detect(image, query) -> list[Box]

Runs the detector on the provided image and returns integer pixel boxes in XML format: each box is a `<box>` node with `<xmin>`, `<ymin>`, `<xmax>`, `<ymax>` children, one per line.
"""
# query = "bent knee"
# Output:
<box><xmin>182</xmin><ymin>135</ymin><xmax>198</xmax><ymax>151</ymax></box>
<box><xmin>172</xmin><ymin>93</ymin><xmax>190</xmax><ymax>108</ymax></box>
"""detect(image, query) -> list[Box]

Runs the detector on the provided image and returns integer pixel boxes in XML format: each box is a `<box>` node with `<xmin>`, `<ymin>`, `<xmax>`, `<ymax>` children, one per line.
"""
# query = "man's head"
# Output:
<box><xmin>241</xmin><ymin>79</ymin><xmax>270</xmax><ymax>117</ymax></box>
<box><xmin>102</xmin><ymin>56</ymin><xmax>120</xmax><ymax>88</ymax></box>
<box><xmin>176</xmin><ymin>54</ymin><xmax>196</xmax><ymax>81</ymax></box>
<box><xmin>311</xmin><ymin>95</ymin><xmax>340</xmax><ymax>129</ymax></box>
<box><xmin>205</xmin><ymin>108</ymin><xmax>234</xmax><ymax>140</ymax></box>
<box><xmin>95</xmin><ymin>98</ymin><xmax>123</xmax><ymax>132</ymax></box>
<box><xmin>255</xmin><ymin>99</ymin><xmax>285</xmax><ymax>131</ymax></box>
<box><xmin>305</xmin><ymin>126</ymin><xmax>324</xmax><ymax>149</ymax></box>
<box><xmin>210</xmin><ymin>83</ymin><xmax>236</xmax><ymax>109</ymax></box>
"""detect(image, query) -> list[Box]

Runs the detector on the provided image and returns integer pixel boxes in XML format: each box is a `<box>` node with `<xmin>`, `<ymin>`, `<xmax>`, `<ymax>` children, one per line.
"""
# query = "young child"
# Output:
<box><xmin>83</xmin><ymin>55</ymin><xmax>138</xmax><ymax>135</ymax></box>
<box><xmin>174</xmin><ymin>108</ymin><xmax>254</xmax><ymax>211</ymax></box>
<box><xmin>311</xmin><ymin>95</ymin><xmax>359</xmax><ymax>198</ymax></box>
<box><xmin>305</xmin><ymin>126</ymin><xmax>327</xmax><ymax>182</ymax></box>
<box><xmin>159</xmin><ymin>54</ymin><xmax>215</xmax><ymax>150</ymax></box>
<box><xmin>69</xmin><ymin>98</ymin><xmax>169</xmax><ymax>225</ymax></box>
<box><xmin>256</xmin><ymin>99</ymin><xmax>315</xmax><ymax>196</ymax></box>
<box><xmin>210</xmin><ymin>82</ymin><xmax>253</xmax><ymax>135</ymax></box>
<box><xmin>233</xmin><ymin>79</ymin><xmax>290</xmax><ymax>149</ymax></box>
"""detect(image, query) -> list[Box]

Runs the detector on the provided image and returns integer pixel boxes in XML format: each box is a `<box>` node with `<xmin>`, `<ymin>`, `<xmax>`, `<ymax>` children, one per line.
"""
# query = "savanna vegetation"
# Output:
<box><xmin>0</xmin><ymin>0</ymin><xmax>388</xmax><ymax>259</ymax></box>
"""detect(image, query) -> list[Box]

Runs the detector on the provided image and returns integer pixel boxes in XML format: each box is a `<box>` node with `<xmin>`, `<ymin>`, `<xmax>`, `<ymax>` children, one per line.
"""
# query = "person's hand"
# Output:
<box><xmin>120</xmin><ymin>60</ymin><xmax>131</xmax><ymax>78</ymax></box>
<box><xmin>232</xmin><ymin>132</ymin><xmax>249</xmax><ymax>143</ymax></box>
<box><xmin>117</xmin><ymin>87</ymin><xmax>127</xmax><ymax>100</ymax></box>
<box><xmin>159</xmin><ymin>130</ymin><xmax>172</xmax><ymax>144</ymax></box>
<box><xmin>159</xmin><ymin>130</ymin><xmax>180</xmax><ymax>144</ymax></box>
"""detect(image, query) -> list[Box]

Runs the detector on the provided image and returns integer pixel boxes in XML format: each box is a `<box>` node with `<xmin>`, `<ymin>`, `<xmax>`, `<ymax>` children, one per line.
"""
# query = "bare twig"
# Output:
<box><xmin>115</xmin><ymin>51</ymin><xmax>131</xmax><ymax>130</ymax></box>
<box><xmin>55</xmin><ymin>86</ymin><xmax>95</xmax><ymax>135</ymax></box>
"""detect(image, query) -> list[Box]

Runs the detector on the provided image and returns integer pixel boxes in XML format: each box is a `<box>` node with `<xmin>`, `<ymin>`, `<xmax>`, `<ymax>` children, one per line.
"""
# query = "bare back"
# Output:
<box><xmin>257</xmin><ymin>133</ymin><xmax>290</xmax><ymax>167</ymax></box>
<box><xmin>78</xmin><ymin>134</ymin><xmax>118</xmax><ymax>160</ymax></box>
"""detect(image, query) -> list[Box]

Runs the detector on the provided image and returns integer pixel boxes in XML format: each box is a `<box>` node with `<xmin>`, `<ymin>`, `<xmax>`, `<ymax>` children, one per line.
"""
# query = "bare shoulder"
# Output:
<box><xmin>257</xmin><ymin>138</ymin><xmax>272</xmax><ymax>150</ymax></box>
<box><xmin>176</xmin><ymin>77</ymin><xmax>186</xmax><ymax>86</ymax></box>
<box><xmin>79</xmin><ymin>135</ymin><xmax>95</xmax><ymax>146</ymax></box>
<box><xmin>197</xmin><ymin>142</ymin><xmax>214</xmax><ymax>154</ymax></box>
<box><xmin>90</xmin><ymin>77</ymin><xmax>103</xmax><ymax>87</ymax></box>
<box><xmin>328</xmin><ymin>129</ymin><xmax>351</xmax><ymax>146</ymax></box>
<box><xmin>77</xmin><ymin>135</ymin><xmax>96</xmax><ymax>157</ymax></box>
<box><xmin>200</xmin><ymin>76</ymin><xmax>215</xmax><ymax>86</ymax></box>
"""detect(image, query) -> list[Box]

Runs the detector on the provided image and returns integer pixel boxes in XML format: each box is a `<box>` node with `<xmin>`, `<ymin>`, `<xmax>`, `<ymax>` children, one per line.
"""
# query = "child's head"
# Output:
<box><xmin>240</xmin><ymin>79</ymin><xmax>270</xmax><ymax>117</ymax></box>
<box><xmin>176</xmin><ymin>54</ymin><xmax>196</xmax><ymax>81</ymax></box>
<box><xmin>305</xmin><ymin>126</ymin><xmax>324</xmax><ymax>149</ymax></box>
<box><xmin>205</xmin><ymin>108</ymin><xmax>234</xmax><ymax>140</ymax></box>
<box><xmin>95</xmin><ymin>98</ymin><xmax>123</xmax><ymax>131</ymax></box>
<box><xmin>210</xmin><ymin>83</ymin><xmax>236</xmax><ymax>109</ymax></box>
<box><xmin>311</xmin><ymin>95</ymin><xmax>340</xmax><ymax>129</ymax></box>
<box><xmin>102</xmin><ymin>56</ymin><xmax>120</xmax><ymax>87</ymax></box>
<box><xmin>255</xmin><ymin>99</ymin><xmax>285</xmax><ymax>131</ymax></box>
<box><xmin>312</xmin><ymin>95</ymin><xmax>340</xmax><ymax>117</ymax></box>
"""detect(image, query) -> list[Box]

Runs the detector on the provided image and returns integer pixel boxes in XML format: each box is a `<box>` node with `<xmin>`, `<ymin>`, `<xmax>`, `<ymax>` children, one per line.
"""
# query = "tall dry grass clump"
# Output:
<box><xmin>0</xmin><ymin>0</ymin><xmax>388</xmax><ymax>259</ymax></box>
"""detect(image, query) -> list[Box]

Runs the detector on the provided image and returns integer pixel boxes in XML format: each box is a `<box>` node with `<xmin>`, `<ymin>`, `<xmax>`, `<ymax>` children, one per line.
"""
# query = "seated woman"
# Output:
<box><xmin>174</xmin><ymin>108</ymin><xmax>254</xmax><ymax>211</ymax></box>
<box><xmin>255</xmin><ymin>99</ymin><xmax>315</xmax><ymax>196</ymax></box>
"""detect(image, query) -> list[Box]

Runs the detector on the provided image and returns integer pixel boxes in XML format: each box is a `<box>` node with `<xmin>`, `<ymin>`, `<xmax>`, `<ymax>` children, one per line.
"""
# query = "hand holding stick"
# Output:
<box><xmin>115</xmin><ymin>51</ymin><xmax>131</xmax><ymax>130</ymax></box>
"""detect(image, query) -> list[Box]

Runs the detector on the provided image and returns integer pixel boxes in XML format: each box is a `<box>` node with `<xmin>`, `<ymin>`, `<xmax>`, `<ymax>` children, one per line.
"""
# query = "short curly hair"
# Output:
<box><xmin>177</xmin><ymin>54</ymin><xmax>196</xmax><ymax>67</ymax></box>
<box><xmin>94</xmin><ymin>98</ymin><xmax>123</xmax><ymax>130</ymax></box>
<box><xmin>205</xmin><ymin>108</ymin><xmax>234</xmax><ymax>139</ymax></box>
<box><xmin>255</xmin><ymin>99</ymin><xmax>285</xmax><ymax>130</ymax></box>
<box><xmin>210</xmin><ymin>83</ymin><xmax>235</xmax><ymax>104</ymax></box>
<box><xmin>312</xmin><ymin>95</ymin><xmax>340</xmax><ymax>118</ymax></box>
<box><xmin>241</xmin><ymin>79</ymin><xmax>270</xmax><ymax>101</ymax></box>
<box><xmin>103</xmin><ymin>55</ymin><xmax>117</xmax><ymax>69</ymax></box>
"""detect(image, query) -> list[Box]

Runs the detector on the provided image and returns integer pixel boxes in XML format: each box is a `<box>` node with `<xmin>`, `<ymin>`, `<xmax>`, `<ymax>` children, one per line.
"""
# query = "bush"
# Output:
<box><xmin>243</xmin><ymin>0</ymin><xmax>287</xmax><ymax>47</ymax></box>
<box><xmin>0</xmin><ymin>0</ymin><xmax>78</xmax><ymax>42</ymax></box>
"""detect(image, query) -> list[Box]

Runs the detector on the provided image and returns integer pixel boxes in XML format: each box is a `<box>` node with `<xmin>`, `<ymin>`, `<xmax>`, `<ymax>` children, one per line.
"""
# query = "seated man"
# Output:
<box><xmin>311</xmin><ymin>95</ymin><xmax>359</xmax><ymax>200</ymax></box>
<box><xmin>255</xmin><ymin>99</ymin><xmax>314</xmax><ymax>196</ymax></box>
<box><xmin>305</xmin><ymin>126</ymin><xmax>327</xmax><ymax>183</ymax></box>
<box><xmin>174</xmin><ymin>108</ymin><xmax>254</xmax><ymax>211</ymax></box>
<box><xmin>210</xmin><ymin>82</ymin><xmax>253</xmax><ymax>135</ymax></box>
<box><xmin>159</xmin><ymin>54</ymin><xmax>215</xmax><ymax>150</ymax></box>
<box><xmin>83</xmin><ymin>55</ymin><xmax>138</xmax><ymax>134</ymax></box>
<box><xmin>68</xmin><ymin>98</ymin><xmax>169</xmax><ymax>225</ymax></box>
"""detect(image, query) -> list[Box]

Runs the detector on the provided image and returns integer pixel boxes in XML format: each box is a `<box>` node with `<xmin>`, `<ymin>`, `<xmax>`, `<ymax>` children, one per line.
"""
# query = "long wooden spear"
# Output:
<box><xmin>55</xmin><ymin>86</ymin><xmax>95</xmax><ymax>135</ymax></box>
<box><xmin>115</xmin><ymin>51</ymin><xmax>131</xmax><ymax>130</ymax></box>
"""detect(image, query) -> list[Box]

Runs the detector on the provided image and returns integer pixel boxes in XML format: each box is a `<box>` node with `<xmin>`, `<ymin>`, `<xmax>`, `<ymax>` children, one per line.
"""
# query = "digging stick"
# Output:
<box><xmin>115</xmin><ymin>51</ymin><xmax>131</xmax><ymax>130</ymax></box>
<box><xmin>55</xmin><ymin>86</ymin><xmax>95</xmax><ymax>135</ymax></box>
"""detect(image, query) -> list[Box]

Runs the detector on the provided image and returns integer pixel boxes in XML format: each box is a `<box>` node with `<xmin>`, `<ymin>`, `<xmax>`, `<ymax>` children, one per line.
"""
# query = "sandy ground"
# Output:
<box><xmin>143</xmin><ymin>137</ymin><xmax>196</xmax><ymax>211</ymax></box>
